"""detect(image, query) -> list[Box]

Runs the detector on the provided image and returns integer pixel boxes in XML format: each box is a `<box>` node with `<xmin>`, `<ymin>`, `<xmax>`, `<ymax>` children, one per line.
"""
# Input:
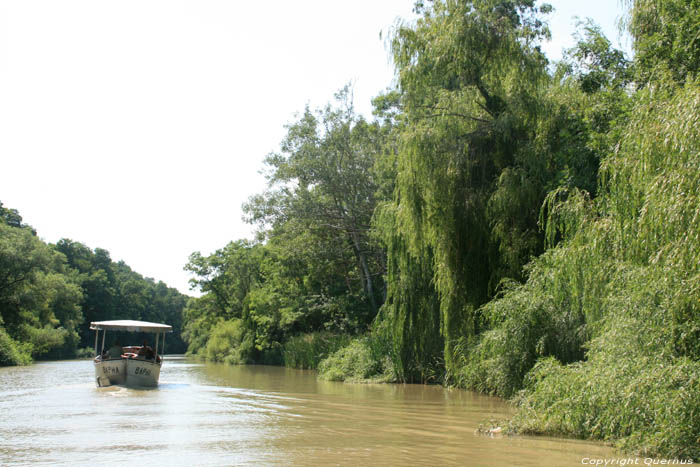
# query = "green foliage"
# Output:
<box><xmin>185</xmin><ymin>240</ymin><xmax>262</xmax><ymax>321</ymax></box>
<box><xmin>0</xmin><ymin>221</ymin><xmax>84</xmax><ymax>363</ymax></box>
<box><xmin>0</xmin><ymin>223</ymin><xmax>54</xmax><ymax>327</ymax></box>
<box><xmin>625</xmin><ymin>0</ymin><xmax>700</xmax><ymax>84</ymax></box>
<box><xmin>373</xmin><ymin>202</ymin><xmax>443</xmax><ymax>383</ymax></box>
<box><xmin>513</xmin><ymin>266</ymin><xmax>700</xmax><ymax>459</ymax></box>
<box><xmin>182</xmin><ymin>294</ymin><xmax>220</xmax><ymax>357</ymax></box>
<box><xmin>561</xmin><ymin>19</ymin><xmax>631</xmax><ymax>94</ymax></box>
<box><xmin>57</xmin><ymin>238</ymin><xmax>188</xmax><ymax>353</ymax></box>
<box><xmin>318</xmin><ymin>335</ymin><xmax>395</xmax><ymax>383</ymax></box>
<box><xmin>244</xmin><ymin>86</ymin><xmax>387</xmax><ymax>319</ymax></box>
<box><xmin>75</xmin><ymin>347</ymin><xmax>94</xmax><ymax>359</ymax></box>
<box><xmin>0</xmin><ymin>204</ymin><xmax>188</xmax><ymax>365</ymax></box>
<box><xmin>156</xmin><ymin>1</ymin><xmax>700</xmax><ymax>459</ymax></box>
<box><xmin>372</xmin><ymin>1</ymin><xmax>699</xmax><ymax>458</ymax></box>
<box><xmin>22</xmin><ymin>325</ymin><xmax>72</xmax><ymax>358</ymax></box>
<box><xmin>380</xmin><ymin>0</ymin><xmax>614</xmax><ymax>382</ymax></box>
<box><xmin>458</xmin><ymin>249</ymin><xmax>597</xmax><ymax>398</ymax></box>
<box><xmin>0</xmin><ymin>201</ymin><xmax>31</xmax><ymax>231</ymax></box>
<box><xmin>282</xmin><ymin>332</ymin><xmax>351</xmax><ymax>369</ymax></box>
<box><xmin>183</xmin><ymin>87</ymin><xmax>398</xmax><ymax>365</ymax></box>
<box><xmin>0</xmin><ymin>326</ymin><xmax>31</xmax><ymax>365</ymax></box>
<box><xmin>203</xmin><ymin>319</ymin><xmax>254</xmax><ymax>365</ymax></box>
<box><xmin>460</xmin><ymin>77</ymin><xmax>700</xmax><ymax>459</ymax></box>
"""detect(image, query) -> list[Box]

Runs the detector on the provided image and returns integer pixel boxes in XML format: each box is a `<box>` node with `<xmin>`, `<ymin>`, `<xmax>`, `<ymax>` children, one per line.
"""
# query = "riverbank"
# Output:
<box><xmin>257</xmin><ymin>330</ymin><xmax>700</xmax><ymax>462</ymax></box>
<box><xmin>183</xmin><ymin>11</ymin><xmax>700</xmax><ymax>460</ymax></box>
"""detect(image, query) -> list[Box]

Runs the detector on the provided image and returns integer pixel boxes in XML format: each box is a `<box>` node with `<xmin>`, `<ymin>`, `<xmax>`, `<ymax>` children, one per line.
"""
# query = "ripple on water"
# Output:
<box><xmin>0</xmin><ymin>359</ymin><xmax>618</xmax><ymax>467</ymax></box>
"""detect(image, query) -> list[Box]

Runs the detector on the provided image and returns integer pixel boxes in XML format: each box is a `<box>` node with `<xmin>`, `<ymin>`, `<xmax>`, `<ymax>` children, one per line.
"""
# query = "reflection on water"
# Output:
<box><xmin>0</xmin><ymin>357</ymin><xmax>616</xmax><ymax>466</ymax></box>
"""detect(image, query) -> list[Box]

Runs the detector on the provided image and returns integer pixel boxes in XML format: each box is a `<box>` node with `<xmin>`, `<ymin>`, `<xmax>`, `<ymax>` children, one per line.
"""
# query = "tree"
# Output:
<box><xmin>625</xmin><ymin>0</ymin><xmax>700</xmax><ymax>84</ymax></box>
<box><xmin>0</xmin><ymin>223</ymin><xmax>82</xmax><ymax>362</ymax></box>
<box><xmin>186</xmin><ymin>240</ymin><xmax>263</xmax><ymax>320</ymax></box>
<box><xmin>0</xmin><ymin>201</ymin><xmax>27</xmax><ymax>230</ymax></box>
<box><xmin>0</xmin><ymin>223</ymin><xmax>55</xmax><ymax>330</ymax></box>
<box><xmin>0</xmin><ymin>203</ymin><xmax>189</xmax><ymax>364</ymax></box>
<box><xmin>244</xmin><ymin>86</ymin><xmax>387</xmax><ymax>322</ymax></box>
<box><xmin>56</xmin><ymin>238</ymin><xmax>188</xmax><ymax>351</ymax></box>
<box><xmin>382</xmin><ymin>0</ymin><xmax>557</xmax><ymax>380</ymax></box>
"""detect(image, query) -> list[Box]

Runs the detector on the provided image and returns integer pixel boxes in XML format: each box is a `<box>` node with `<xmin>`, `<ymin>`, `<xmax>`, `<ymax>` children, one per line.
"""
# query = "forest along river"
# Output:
<box><xmin>0</xmin><ymin>357</ymin><xmax>616</xmax><ymax>466</ymax></box>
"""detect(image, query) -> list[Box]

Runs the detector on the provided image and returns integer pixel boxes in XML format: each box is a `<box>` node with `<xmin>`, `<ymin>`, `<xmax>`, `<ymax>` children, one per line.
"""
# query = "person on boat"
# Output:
<box><xmin>107</xmin><ymin>341</ymin><xmax>123</xmax><ymax>359</ymax></box>
<box><xmin>138</xmin><ymin>340</ymin><xmax>155</xmax><ymax>360</ymax></box>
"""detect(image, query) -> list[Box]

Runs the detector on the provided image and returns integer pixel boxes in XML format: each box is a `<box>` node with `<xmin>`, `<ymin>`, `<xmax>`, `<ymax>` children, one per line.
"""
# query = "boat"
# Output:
<box><xmin>90</xmin><ymin>320</ymin><xmax>172</xmax><ymax>387</ymax></box>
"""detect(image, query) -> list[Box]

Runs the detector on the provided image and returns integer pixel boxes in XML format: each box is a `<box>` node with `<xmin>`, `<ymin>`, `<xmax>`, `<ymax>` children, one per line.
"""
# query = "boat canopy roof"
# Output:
<box><xmin>90</xmin><ymin>320</ymin><xmax>172</xmax><ymax>333</ymax></box>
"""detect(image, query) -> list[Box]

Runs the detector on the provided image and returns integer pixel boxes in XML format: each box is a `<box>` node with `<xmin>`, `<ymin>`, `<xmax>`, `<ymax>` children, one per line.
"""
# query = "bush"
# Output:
<box><xmin>282</xmin><ymin>332</ymin><xmax>351</xmax><ymax>369</ymax></box>
<box><xmin>457</xmin><ymin>243</ymin><xmax>609</xmax><ymax>398</ymax></box>
<box><xmin>25</xmin><ymin>325</ymin><xmax>80</xmax><ymax>360</ymax></box>
<box><xmin>455</xmin><ymin>82</ymin><xmax>700</xmax><ymax>460</ymax></box>
<box><xmin>318</xmin><ymin>336</ymin><xmax>396</xmax><ymax>382</ymax></box>
<box><xmin>204</xmin><ymin>319</ymin><xmax>253</xmax><ymax>365</ymax></box>
<box><xmin>75</xmin><ymin>347</ymin><xmax>95</xmax><ymax>359</ymax></box>
<box><xmin>461</xmin><ymin>250</ymin><xmax>700</xmax><ymax>459</ymax></box>
<box><xmin>0</xmin><ymin>327</ymin><xmax>32</xmax><ymax>366</ymax></box>
<box><xmin>512</xmin><ymin>271</ymin><xmax>700</xmax><ymax>460</ymax></box>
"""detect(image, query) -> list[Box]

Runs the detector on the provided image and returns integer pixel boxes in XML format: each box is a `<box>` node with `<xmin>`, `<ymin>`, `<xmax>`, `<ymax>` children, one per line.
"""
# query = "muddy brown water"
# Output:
<box><xmin>0</xmin><ymin>357</ymin><xmax>617</xmax><ymax>466</ymax></box>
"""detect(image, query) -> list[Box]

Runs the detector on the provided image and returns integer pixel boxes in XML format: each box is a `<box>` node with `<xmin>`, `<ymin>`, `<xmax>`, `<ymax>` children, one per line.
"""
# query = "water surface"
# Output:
<box><xmin>0</xmin><ymin>357</ymin><xmax>616</xmax><ymax>466</ymax></box>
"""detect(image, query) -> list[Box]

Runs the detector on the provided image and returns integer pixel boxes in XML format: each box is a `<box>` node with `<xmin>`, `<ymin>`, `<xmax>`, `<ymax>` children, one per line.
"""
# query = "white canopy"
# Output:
<box><xmin>90</xmin><ymin>320</ymin><xmax>172</xmax><ymax>333</ymax></box>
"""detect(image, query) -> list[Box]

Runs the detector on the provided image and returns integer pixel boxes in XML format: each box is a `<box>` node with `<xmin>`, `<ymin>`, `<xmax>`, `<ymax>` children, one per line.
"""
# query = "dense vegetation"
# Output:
<box><xmin>182</xmin><ymin>0</ymin><xmax>700</xmax><ymax>458</ymax></box>
<box><xmin>3</xmin><ymin>0</ymin><xmax>694</xmax><ymax>459</ymax></box>
<box><xmin>0</xmin><ymin>202</ymin><xmax>188</xmax><ymax>364</ymax></box>
<box><xmin>182</xmin><ymin>87</ymin><xmax>395</xmax><ymax>366</ymax></box>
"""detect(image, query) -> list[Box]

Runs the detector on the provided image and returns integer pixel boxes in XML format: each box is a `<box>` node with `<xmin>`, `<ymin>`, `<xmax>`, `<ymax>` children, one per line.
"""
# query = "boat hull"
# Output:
<box><xmin>125</xmin><ymin>358</ymin><xmax>161</xmax><ymax>387</ymax></box>
<box><xmin>94</xmin><ymin>359</ymin><xmax>126</xmax><ymax>387</ymax></box>
<box><xmin>94</xmin><ymin>358</ymin><xmax>161</xmax><ymax>387</ymax></box>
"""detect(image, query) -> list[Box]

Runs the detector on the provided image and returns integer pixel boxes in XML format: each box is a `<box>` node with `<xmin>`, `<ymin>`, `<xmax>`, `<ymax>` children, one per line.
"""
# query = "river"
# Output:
<box><xmin>0</xmin><ymin>357</ymin><xmax>617</xmax><ymax>466</ymax></box>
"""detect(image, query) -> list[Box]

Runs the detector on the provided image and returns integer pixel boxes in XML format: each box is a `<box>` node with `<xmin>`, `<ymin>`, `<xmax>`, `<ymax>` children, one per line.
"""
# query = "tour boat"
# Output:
<box><xmin>90</xmin><ymin>320</ymin><xmax>172</xmax><ymax>388</ymax></box>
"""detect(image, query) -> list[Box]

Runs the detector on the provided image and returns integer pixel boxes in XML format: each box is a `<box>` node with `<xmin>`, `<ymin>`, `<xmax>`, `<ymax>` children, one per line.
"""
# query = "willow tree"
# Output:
<box><xmin>461</xmin><ymin>1</ymin><xmax>700</xmax><ymax>456</ymax></box>
<box><xmin>380</xmin><ymin>0</ymin><xmax>557</xmax><ymax>380</ymax></box>
<box><xmin>624</xmin><ymin>0</ymin><xmax>700</xmax><ymax>85</ymax></box>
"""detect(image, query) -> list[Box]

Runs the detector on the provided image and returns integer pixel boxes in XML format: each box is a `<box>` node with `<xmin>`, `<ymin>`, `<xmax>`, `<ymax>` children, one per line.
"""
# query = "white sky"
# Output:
<box><xmin>0</xmin><ymin>1</ymin><xmax>629</xmax><ymax>296</ymax></box>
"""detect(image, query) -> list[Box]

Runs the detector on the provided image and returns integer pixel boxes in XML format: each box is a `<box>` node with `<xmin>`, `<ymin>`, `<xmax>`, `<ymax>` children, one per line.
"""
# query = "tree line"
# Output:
<box><xmin>182</xmin><ymin>0</ymin><xmax>700</xmax><ymax>459</ymax></box>
<box><xmin>183</xmin><ymin>1</ymin><xmax>619</xmax><ymax>374</ymax></box>
<box><xmin>3</xmin><ymin>0</ymin><xmax>697</xmax><ymax>459</ymax></box>
<box><xmin>0</xmin><ymin>202</ymin><xmax>188</xmax><ymax>364</ymax></box>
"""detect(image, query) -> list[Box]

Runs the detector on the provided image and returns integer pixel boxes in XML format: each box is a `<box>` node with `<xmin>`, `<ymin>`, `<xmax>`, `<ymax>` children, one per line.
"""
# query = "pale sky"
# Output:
<box><xmin>1</xmin><ymin>1</ymin><xmax>629</xmax><ymax>296</ymax></box>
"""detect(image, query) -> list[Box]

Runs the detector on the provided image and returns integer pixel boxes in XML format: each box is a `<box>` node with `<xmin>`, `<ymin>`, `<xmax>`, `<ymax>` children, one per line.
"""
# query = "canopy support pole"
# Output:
<box><xmin>154</xmin><ymin>333</ymin><xmax>160</xmax><ymax>362</ymax></box>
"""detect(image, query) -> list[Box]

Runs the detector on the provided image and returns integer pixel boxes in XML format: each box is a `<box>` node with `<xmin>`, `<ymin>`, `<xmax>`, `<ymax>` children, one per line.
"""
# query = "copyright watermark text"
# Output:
<box><xmin>582</xmin><ymin>458</ymin><xmax>694</xmax><ymax>466</ymax></box>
